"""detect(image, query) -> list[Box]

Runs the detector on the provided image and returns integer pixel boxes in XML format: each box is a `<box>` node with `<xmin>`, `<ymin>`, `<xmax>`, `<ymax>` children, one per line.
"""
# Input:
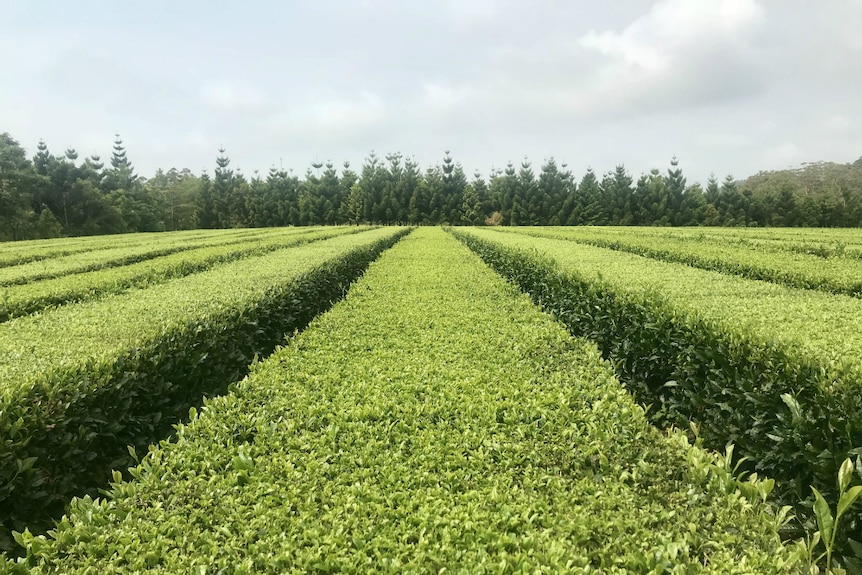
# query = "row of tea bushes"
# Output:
<box><xmin>503</xmin><ymin>227</ymin><xmax>862</xmax><ymax>297</ymax></box>
<box><xmin>8</xmin><ymin>228</ymin><xmax>795</xmax><ymax>573</ymax></box>
<box><xmin>453</xmin><ymin>227</ymin><xmax>862</xmax><ymax>548</ymax></box>
<box><xmin>0</xmin><ymin>229</ymin><xmax>227</xmax><ymax>268</ymax></box>
<box><xmin>0</xmin><ymin>227</ymin><xmax>368</xmax><ymax>322</ymax></box>
<box><xmin>0</xmin><ymin>227</ymin><xmax>287</xmax><ymax>286</ymax></box>
<box><xmin>0</xmin><ymin>227</ymin><xmax>407</xmax><ymax>551</ymax></box>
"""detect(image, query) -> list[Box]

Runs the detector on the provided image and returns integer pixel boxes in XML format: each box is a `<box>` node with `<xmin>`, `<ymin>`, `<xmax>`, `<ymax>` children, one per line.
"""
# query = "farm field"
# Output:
<box><xmin>503</xmin><ymin>226</ymin><xmax>862</xmax><ymax>296</ymax></box>
<box><xmin>0</xmin><ymin>229</ymin><xmax>226</xmax><ymax>268</ymax></box>
<box><xmin>6</xmin><ymin>228</ymin><xmax>795</xmax><ymax>573</ymax></box>
<box><xmin>0</xmin><ymin>227</ymin><xmax>279</xmax><ymax>285</ymax></box>
<box><xmin>454</xmin><ymin>226</ymin><xmax>862</xmax><ymax>547</ymax></box>
<box><xmin>2</xmin><ymin>225</ymin><xmax>861</xmax><ymax>572</ymax></box>
<box><xmin>0</xmin><ymin>226</ymin><xmax>371</xmax><ymax>321</ymax></box>
<box><xmin>0</xmin><ymin>225</ymin><xmax>406</xmax><ymax>552</ymax></box>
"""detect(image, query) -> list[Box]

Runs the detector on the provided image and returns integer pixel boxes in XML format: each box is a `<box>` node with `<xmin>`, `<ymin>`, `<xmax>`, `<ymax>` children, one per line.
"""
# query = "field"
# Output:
<box><xmin>2</xmin><ymin>225</ymin><xmax>861</xmax><ymax>572</ymax></box>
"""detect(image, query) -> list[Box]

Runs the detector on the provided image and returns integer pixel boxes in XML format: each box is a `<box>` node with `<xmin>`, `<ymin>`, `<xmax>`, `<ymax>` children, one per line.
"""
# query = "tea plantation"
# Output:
<box><xmin>3</xmin><ymin>226</ymin><xmax>861</xmax><ymax>572</ymax></box>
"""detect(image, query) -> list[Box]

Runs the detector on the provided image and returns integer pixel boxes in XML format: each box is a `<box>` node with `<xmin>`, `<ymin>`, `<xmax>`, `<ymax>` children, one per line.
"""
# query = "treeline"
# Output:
<box><xmin>2</xmin><ymin>130</ymin><xmax>862</xmax><ymax>241</ymax></box>
<box><xmin>0</xmin><ymin>133</ymin><xmax>199</xmax><ymax>241</ymax></box>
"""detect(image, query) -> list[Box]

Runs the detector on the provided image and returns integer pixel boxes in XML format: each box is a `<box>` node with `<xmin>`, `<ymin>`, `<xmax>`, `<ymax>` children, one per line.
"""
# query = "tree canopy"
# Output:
<box><xmin>1</xmin><ymin>130</ymin><xmax>861</xmax><ymax>241</ymax></box>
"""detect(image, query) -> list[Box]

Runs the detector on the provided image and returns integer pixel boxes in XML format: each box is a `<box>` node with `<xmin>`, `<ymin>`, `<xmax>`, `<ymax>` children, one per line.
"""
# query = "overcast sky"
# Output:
<box><xmin>2</xmin><ymin>0</ymin><xmax>861</xmax><ymax>184</ymax></box>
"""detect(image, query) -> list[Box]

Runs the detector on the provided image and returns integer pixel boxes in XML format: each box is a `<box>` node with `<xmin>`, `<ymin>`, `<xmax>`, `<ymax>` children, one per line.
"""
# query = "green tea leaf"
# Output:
<box><xmin>812</xmin><ymin>487</ymin><xmax>834</xmax><ymax>545</ymax></box>
<box><xmin>839</xmin><ymin>457</ymin><xmax>855</xmax><ymax>493</ymax></box>
<box><xmin>837</xmin><ymin>485</ymin><xmax>862</xmax><ymax>520</ymax></box>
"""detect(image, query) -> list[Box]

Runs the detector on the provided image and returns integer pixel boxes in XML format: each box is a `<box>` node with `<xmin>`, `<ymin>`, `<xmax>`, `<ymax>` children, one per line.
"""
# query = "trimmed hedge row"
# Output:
<box><xmin>680</xmin><ymin>231</ymin><xmax>862</xmax><ymax>261</ymax></box>
<box><xmin>6</xmin><ymin>227</ymin><xmax>795</xmax><ymax>573</ymax></box>
<box><xmin>0</xmin><ymin>229</ymin><xmax>224</xmax><ymax>269</ymax></box>
<box><xmin>633</xmin><ymin>226</ymin><xmax>862</xmax><ymax>248</ymax></box>
<box><xmin>0</xmin><ymin>227</ymin><xmax>408</xmax><ymax>553</ymax></box>
<box><xmin>453</xmin><ymin>228</ymin><xmax>862</xmax><ymax>544</ymax></box>
<box><xmin>502</xmin><ymin>227</ymin><xmax>862</xmax><ymax>298</ymax></box>
<box><xmin>0</xmin><ymin>226</ymin><xmax>367</xmax><ymax>322</ymax></box>
<box><xmin>0</xmin><ymin>227</ymin><xmax>281</xmax><ymax>286</ymax></box>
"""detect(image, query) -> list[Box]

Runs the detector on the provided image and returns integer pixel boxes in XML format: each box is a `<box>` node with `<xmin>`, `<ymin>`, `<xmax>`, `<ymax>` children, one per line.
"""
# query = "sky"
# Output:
<box><xmin>2</xmin><ymin>0</ymin><xmax>861</xmax><ymax>184</ymax></box>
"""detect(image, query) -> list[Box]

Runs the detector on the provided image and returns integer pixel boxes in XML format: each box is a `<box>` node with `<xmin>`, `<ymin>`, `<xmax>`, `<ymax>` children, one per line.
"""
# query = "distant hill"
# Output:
<box><xmin>734</xmin><ymin>157</ymin><xmax>862</xmax><ymax>227</ymax></box>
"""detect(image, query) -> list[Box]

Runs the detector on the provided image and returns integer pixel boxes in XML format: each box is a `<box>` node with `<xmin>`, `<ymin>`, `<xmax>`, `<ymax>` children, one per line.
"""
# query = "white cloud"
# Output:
<box><xmin>267</xmin><ymin>90</ymin><xmax>388</xmax><ymax>143</ymax></box>
<box><xmin>763</xmin><ymin>141</ymin><xmax>803</xmax><ymax>167</ymax></box>
<box><xmin>823</xmin><ymin>114</ymin><xmax>855</xmax><ymax>135</ymax></box>
<box><xmin>417</xmin><ymin>82</ymin><xmax>478</xmax><ymax>116</ymax></box>
<box><xmin>580</xmin><ymin>0</ymin><xmax>764</xmax><ymax>67</ymax></box>
<box><xmin>580</xmin><ymin>26</ymin><xmax>665</xmax><ymax>73</ymax></box>
<box><xmin>574</xmin><ymin>0</ymin><xmax>766</xmax><ymax>116</ymax></box>
<box><xmin>3</xmin><ymin>1</ymin><xmax>861</xmax><ymax>185</ymax></box>
<box><xmin>200</xmin><ymin>82</ymin><xmax>267</xmax><ymax>112</ymax></box>
<box><xmin>443</xmin><ymin>0</ymin><xmax>499</xmax><ymax>26</ymax></box>
<box><xmin>696</xmin><ymin>132</ymin><xmax>752</xmax><ymax>148</ymax></box>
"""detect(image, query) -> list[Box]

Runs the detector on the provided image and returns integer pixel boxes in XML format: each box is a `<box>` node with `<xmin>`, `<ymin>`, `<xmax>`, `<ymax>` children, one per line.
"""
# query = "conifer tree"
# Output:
<box><xmin>576</xmin><ymin>168</ymin><xmax>605</xmax><ymax>225</ymax></box>
<box><xmin>441</xmin><ymin>151</ymin><xmax>467</xmax><ymax>224</ymax></box>
<box><xmin>105</xmin><ymin>134</ymin><xmax>137</xmax><ymax>191</ymax></box>
<box><xmin>460</xmin><ymin>183</ymin><xmax>482</xmax><ymax>225</ymax></box>
<box><xmin>664</xmin><ymin>157</ymin><xmax>686</xmax><ymax>224</ymax></box>
<box><xmin>196</xmin><ymin>172</ymin><xmax>218</xmax><ymax>228</ymax></box>
<box><xmin>212</xmin><ymin>147</ymin><xmax>235</xmax><ymax>227</ymax></box>
<box><xmin>33</xmin><ymin>139</ymin><xmax>51</xmax><ymax>176</ymax></box>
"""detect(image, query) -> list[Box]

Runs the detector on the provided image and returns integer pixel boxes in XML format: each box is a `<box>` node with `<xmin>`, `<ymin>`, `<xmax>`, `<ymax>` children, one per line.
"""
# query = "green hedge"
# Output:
<box><xmin>0</xmin><ymin>229</ymin><xmax>225</xmax><ymax>269</ymax></box>
<box><xmin>0</xmin><ymin>227</ymin><xmax>366</xmax><ymax>322</ymax></box>
<box><xmin>0</xmin><ymin>227</ymin><xmax>280</xmax><ymax>286</ymax></box>
<box><xmin>453</xmin><ymin>228</ymin><xmax>862</xmax><ymax>546</ymax></box>
<box><xmin>505</xmin><ymin>227</ymin><xmax>862</xmax><ymax>297</ymax></box>
<box><xmin>0</xmin><ymin>227</ymin><xmax>408</xmax><ymax>552</ymax></box>
<box><xmin>6</xmin><ymin>227</ymin><xmax>794</xmax><ymax>573</ymax></box>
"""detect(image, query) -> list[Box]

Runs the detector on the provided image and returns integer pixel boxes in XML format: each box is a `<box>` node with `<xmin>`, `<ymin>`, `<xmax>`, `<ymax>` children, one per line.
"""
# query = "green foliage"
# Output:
<box><xmin>795</xmin><ymin>458</ymin><xmax>862</xmax><ymax>573</ymax></box>
<box><xmin>5</xmin><ymin>129</ymin><xmax>862</xmax><ymax>243</ymax></box>
<box><xmin>6</xmin><ymin>228</ymin><xmax>793</xmax><ymax>573</ymax></box>
<box><xmin>511</xmin><ymin>226</ymin><xmax>862</xmax><ymax>298</ymax></box>
<box><xmin>0</xmin><ymin>226</ymin><xmax>365</xmax><ymax>322</ymax></box>
<box><xmin>0</xmin><ymin>133</ymin><xmax>40</xmax><ymax>242</ymax></box>
<box><xmin>0</xmin><ymin>228</ymin><xmax>217</xmax><ymax>268</ymax></box>
<box><xmin>454</xmin><ymin>227</ymin><xmax>862</xmax><ymax>556</ymax></box>
<box><xmin>0</xmin><ymin>227</ymin><xmax>407</xmax><ymax>553</ymax></box>
<box><xmin>0</xmin><ymin>227</ymin><xmax>267</xmax><ymax>287</ymax></box>
<box><xmin>738</xmin><ymin>161</ymin><xmax>862</xmax><ymax>227</ymax></box>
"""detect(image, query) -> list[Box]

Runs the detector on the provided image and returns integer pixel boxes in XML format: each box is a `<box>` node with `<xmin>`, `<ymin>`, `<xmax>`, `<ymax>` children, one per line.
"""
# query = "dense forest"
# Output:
<box><xmin>1</xmin><ymin>131</ymin><xmax>861</xmax><ymax>241</ymax></box>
